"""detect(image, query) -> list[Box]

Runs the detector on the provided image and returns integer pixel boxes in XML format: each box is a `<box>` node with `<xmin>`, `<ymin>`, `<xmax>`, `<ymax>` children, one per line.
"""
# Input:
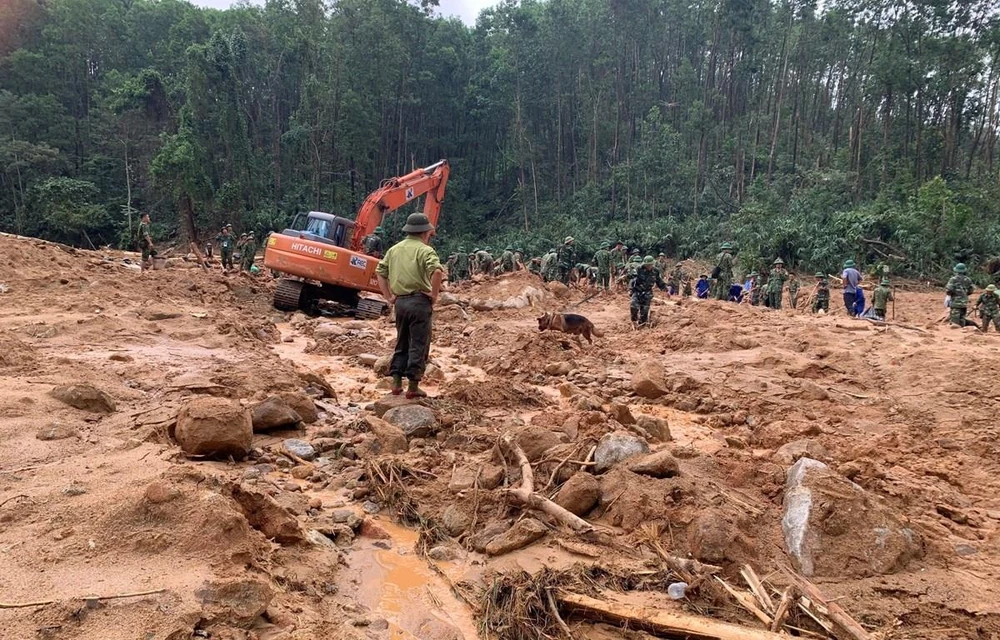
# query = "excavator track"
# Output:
<box><xmin>274</xmin><ymin>279</ymin><xmax>306</xmax><ymax>311</ymax></box>
<box><xmin>355</xmin><ymin>298</ymin><xmax>387</xmax><ymax>320</ymax></box>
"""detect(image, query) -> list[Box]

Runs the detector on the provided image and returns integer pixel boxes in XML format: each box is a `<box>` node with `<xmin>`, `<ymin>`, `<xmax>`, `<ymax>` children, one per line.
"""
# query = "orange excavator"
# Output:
<box><xmin>263</xmin><ymin>159</ymin><xmax>450</xmax><ymax>318</ymax></box>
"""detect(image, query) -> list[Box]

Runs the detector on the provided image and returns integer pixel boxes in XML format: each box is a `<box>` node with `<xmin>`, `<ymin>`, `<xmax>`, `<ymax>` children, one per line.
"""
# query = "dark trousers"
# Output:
<box><xmin>843</xmin><ymin>292</ymin><xmax>856</xmax><ymax>316</ymax></box>
<box><xmin>221</xmin><ymin>248</ymin><xmax>233</xmax><ymax>270</ymax></box>
<box><xmin>390</xmin><ymin>293</ymin><xmax>433</xmax><ymax>382</ymax></box>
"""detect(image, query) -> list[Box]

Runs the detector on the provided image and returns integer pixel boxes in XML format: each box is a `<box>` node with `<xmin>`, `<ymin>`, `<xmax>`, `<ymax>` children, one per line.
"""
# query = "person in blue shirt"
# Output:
<box><xmin>853</xmin><ymin>285</ymin><xmax>866</xmax><ymax>317</ymax></box>
<box><xmin>695</xmin><ymin>274</ymin><xmax>710</xmax><ymax>299</ymax></box>
<box><xmin>840</xmin><ymin>259</ymin><xmax>863</xmax><ymax>316</ymax></box>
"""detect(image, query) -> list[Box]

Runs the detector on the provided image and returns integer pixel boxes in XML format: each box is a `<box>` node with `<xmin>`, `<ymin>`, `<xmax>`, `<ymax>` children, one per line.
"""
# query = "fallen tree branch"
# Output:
<box><xmin>500</xmin><ymin>435</ymin><xmax>593</xmax><ymax>533</ymax></box>
<box><xmin>858</xmin><ymin>237</ymin><xmax>907</xmax><ymax>260</ymax></box>
<box><xmin>784</xmin><ymin>569</ymin><xmax>872</xmax><ymax>640</ymax></box>
<box><xmin>558</xmin><ymin>591</ymin><xmax>788</xmax><ymax>640</ymax></box>
<box><xmin>546</xmin><ymin>589</ymin><xmax>575</xmax><ymax>639</ymax></box>
<box><xmin>0</xmin><ymin>588</ymin><xmax>166</xmax><ymax>609</ymax></box>
<box><xmin>0</xmin><ymin>494</ymin><xmax>29</xmax><ymax>508</ymax></box>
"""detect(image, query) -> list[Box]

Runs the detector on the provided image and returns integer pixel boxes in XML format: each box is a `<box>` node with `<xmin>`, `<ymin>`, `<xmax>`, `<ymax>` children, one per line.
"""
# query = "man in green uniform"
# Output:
<box><xmin>362</xmin><ymin>226</ymin><xmax>386</xmax><ymax>258</ymax></box>
<box><xmin>498</xmin><ymin>246</ymin><xmax>516</xmax><ymax>273</ymax></box>
<box><xmin>476</xmin><ymin>247</ymin><xmax>494</xmax><ymax>276</ymax></box>
<box><xmin>593</xmin><ymin>241</ymin><xmax>612</xmax><ymax>291</ymax></box>
<box><xmin>945</xmin><ymin>263</ymin><xmax>975</xmax><ymax>326</ymax></box>
<box><xmin>747</xmin><ymin>271</ymin><xmax>762</xmax><ymax>306</ymax></box>
<box><xmin>668</xmin><ymin>262</ymin><xmax>685</xmax><ymax>297</ymax></box>
<box><xmin>540</xmin><ymin>248</ymin><xmax>556</xmax><ymax>282</ymax></box>
<box><xmin>713</xmin><ymin>242</ymin><xmax>734</xmax><ymax>301</ymax></box>
<box><xmin>768</xmin><ymin>258</ymin><xmax>788</xmax><ymax>309</ymax></box>
<box><xmin>975</xmin><ymin>284</ymin><xmax>1000</xmax><ymax>333</ymax></box>
<box><xmin>528</xmin><ymin>257</ymin><xmax>542</xmax><ymax>276</ymax></box>
<box><xmin>452</xmin><ymin>246</ymin><xmax>470</xmax><ymax>283</ymax></box>
<box><xmin>240</xmin><ymin>231</ymin><xmax>257</xmax><ymax>272</ymax></box>
<box><xmin>216</xmin><ymin>225</ymin><xmax>235</xmax><ymax>272</ymax></box>
<box><xmin>556</xmin><ymin>237</ymin><xmax>575</xmax><ymax>285</ymax></box>
<box><xmin>513</xmin><ymin>249</ymin><xmax>525</xmax><ymax>271</ymax></box>
<box><xmin>682</xmin><ymin>275</ymin><xmax>692</xmax><ymax>297</ymax></box>
<box><xmin>137</xmin><ymin>212</ymin><xmax>155</xmax><ymax>271</ymax></box>
<box><xmin>630</xmin><ymin>256</ymin><xmax>667</xmax><ymax>327</ymax></box>
<box><xmin>655</xmin><ymin>253</ymin><xmax>669</xmax><ymax>279</ymax></box>
<box><xmin>609</xmin><ymin>241</ymin><xmax>626</xmax><ymax>279</ymax></box>
<box><xmin>788</xmin><ymin>277</ymin><xmax>800</xmax><ymax>309</ymax></box>
<box><xmin>469</xmin><ymin>248</ymin><xmax>480</xmax><ymax>275</ymax></box>
<box><xmin>872</xmin><ymin>277</ymin><xmax>893</xmax><ymax>321</ymax></box>
<box><xmin>376</xmin><ymin>213</ymin><xmax>443</xmax><ymax>399</ymax></box>
<box><xmin>812</xmin><ymin>272</ymin><xmax>830</xmax><ymax>313</ymax></box>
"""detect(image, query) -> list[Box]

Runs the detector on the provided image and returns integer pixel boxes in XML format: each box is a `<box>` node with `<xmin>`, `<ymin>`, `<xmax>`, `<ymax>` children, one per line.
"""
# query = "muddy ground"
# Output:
<box><xmin>1</xmin><ymin>233</ymin><xmax>998</xmax><ymax>640</ymax></box>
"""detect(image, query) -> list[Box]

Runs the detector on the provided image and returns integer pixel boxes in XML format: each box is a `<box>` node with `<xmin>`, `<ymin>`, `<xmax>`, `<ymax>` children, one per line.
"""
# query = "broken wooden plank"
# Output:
<box><xmin>770</xmin><ymin>587</ymin><xmax>793</xmax><ymax>632</ymax></box>
<box><xmin>558</xmin><ymin>591</ymin><xmax>788</xmax><ymax>640</ymax></box>
<box><xmin>784</xmin><ymin>570</ymin><xmax>872</xmax><ymax>640</ymax></box>
<box><xmin>715</xmin><ymin>577</ymin><xmax>773</xmax><ymax>626</ymax></box>
<box><xmin>740</xmin><ymin>565</ymin><xmax>775</xmax><ymax>614</ymax></box>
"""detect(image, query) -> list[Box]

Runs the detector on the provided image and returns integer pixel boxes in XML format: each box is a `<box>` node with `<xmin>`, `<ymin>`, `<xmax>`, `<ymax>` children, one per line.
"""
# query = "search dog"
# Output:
<box><xmin>537</xmin><ymin>312</ymin><xmax>603</xmax><ymax>346</ymax></box>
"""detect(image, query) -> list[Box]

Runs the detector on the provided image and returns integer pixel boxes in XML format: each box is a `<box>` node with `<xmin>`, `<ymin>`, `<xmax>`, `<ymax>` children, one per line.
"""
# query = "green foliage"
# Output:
<box><xmin>31</xmin><ymin>177</ymin><xmax>111</xmax><ymax>243</ymax></box>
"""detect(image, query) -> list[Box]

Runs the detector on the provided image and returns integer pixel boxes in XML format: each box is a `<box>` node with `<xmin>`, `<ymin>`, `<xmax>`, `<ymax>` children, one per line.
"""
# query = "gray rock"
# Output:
<box><xmin>277</xmin><ymin>392</ymin><xmax>319</xmax><ymax>424</ymax></box>
<box><xmin>36</xmin><ymin>421</ymin><xmax>78</xmax><ymax>441</ymax></box>
<box><xmin>362</xmin><ymin>500</ymin><xmax>381</xmax><ymax>514</ymax></box>
<box><xmin>594</xmin><ymin>431</ymin><xmax>649</xmax><ymax>473</ymax></box>
<box><xmin>383</xmin><ymin>405</ymin><xmax>439</xmax><ymax>438</ymax></box>
<box><xmin>485</xmin><ymin>518</ymin><xmax>548</xmax><ymax>555</ymax></box>
<box><xmin>636</xmin><ymin>414</ymin><xmax>672</xmax><ymax>442</ymax></box>
<box><xmin>516</xmin><ymin>425</ymin><xmax>564</xmax><ymax>462</ymax></box>
<box><xmin>627</xmin><ymin>450</ymin><xmax>680</xmax><ymax>478</ymax></box>
<box><xmin>427</xmin><ymin>545</ymin><xmax>460</xmax><ymax>561</ymax></box>
<box><xmin>553</xmin><ymin>472</ymin><xmax>599</xmax><ymax>516</ymax></box>
<box><xmin>441</xmin><ymin>505</ymin><xmax>472</xmax><ymax>536</ymax></box>
<box><xmin>251</xmin><ymin>397</ymin><xmax>302</xmax><ymax>432</ymax></box>
<box><xmin>773</xmin><ymin>439</ymin><xmax>829</xmax><ymax>464</ymax></box>
<box><xmin>314</xmin><ymin>322</ymin><xmax>348</xmax><ymax>338</ymax></box>
<box><xmin>449</xmin><ymin>463</ymin><xmax>505</xmax><ymax>492</ymax></box>
<box><xmin>782</xmin><ymin>457</ymin><xmax>923</xmax><ymax>577</ymax></box>
<box><xmin>359</xmin><ymin>415</ymin><xmax>409</xmax><ymax>455</ymax></box>
<box><xmin>469</xmin><ymin>519</ymin><xmax>512</xmax><ymax>553</ymax></box>
<box><xmin>49</xmin><ymin>384</ymin><xmax>116</xmax><ymax>413</ymax></box>
<box><xmin>357</xmin><ymin>353</ymin><xmax>380</xmax><ymax>367</ymax></box>
<box><xmin>283</xmin><ymin>438</ymin><xmax>316</xmax><ymax>461</ymax></box>
<box><xmin>374</xmin><ymin>355</ymin><xmax>392</xmax><ymax>377</ymax></box>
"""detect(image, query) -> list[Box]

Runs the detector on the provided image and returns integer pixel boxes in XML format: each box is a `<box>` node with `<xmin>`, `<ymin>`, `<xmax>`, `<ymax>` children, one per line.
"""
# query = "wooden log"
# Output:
<box><xmin>740</xmin><ymin>565</ymin><xmax>775</xmax><ymax>614</ymax></box>
<box><xmin>500</xmin><ymin>435</ymin><xmax>593</xmax><ymax>533</ymax></box>
<box><xmin>557</xmin><ymin>591</ymin><xmax>789</xmax><ymax>640</ymax></box>
<box><xmin>783</xmin><ymin>570</ymin><xmax>872</xmax><ymax>640</ymax></box>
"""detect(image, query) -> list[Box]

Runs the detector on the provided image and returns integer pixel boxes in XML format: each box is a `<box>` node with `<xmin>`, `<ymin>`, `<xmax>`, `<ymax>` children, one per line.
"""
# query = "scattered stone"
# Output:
<box><xmin>229</xmin><ymin>485</ymin><xmax>305</xmax><ymax>543</ymax></box>
<box><xmin>308</xmin><ymin>497</ymin><xmax>323</xmax><ymax>510</ymax></box>
<box><xmin>196</xmin><ymin>578</ymin><xmax>274</xmax><ymax>628</ymax></box>
<box><xmin>594</xmin><ymin>431</ymin><xmax>649</xmax><ymax>473</ymax></box>
<box><xmin>688</xmin><ymin>512</ymin><xmax>736</xmax><ymax>564</ymax></box>
<box><xmin>553</xmin><ymin>472</ymin><xmax>599</xmax><ymax>516</ymax></box>
<box><xmin>449</xmin><ymin>463</ymin><xmax>505</xmax><ymax>492</ymax></box>
<box><xmin>175</xmin><ymin>397</ymin><xmax>252</xmax><ymax>458</ymax></box>
<box><xmin>428</xmin><ymin>545</ymin><xmax>460</xmax><ymax>562</ymax></box>
<box><xmin>372</xmin><ymin>393</ymin><xmax>419</xmax><ymax>417</ymax></box>
<box><xmin>283</xmin><ymin>438</ymin><xmax>316</xmax><ymax>461</ymax></box>
<box><xmin>383</xmin><ymin>405</ymin><xmax>439</xmax><ymax>438</ymax></box>
<box><xmin>557</xmin><ymin>382</ymin><xmax>585</xmax><ymax>398</ymax></box>
<box><xmin>357</xmin><ymin>353</ymin><xmax>380</xmax><ymax>367</ymax></box>
<box><xmin>36</xmin><ymin>421</ymin><xmax>78</xmax><ymax>441</ymax></box>
<box><xmin>627</xmin><ymin>450</ymin><xmax>680</xmax><ymax>478</ymax></box>
<box><xmin>290</xmin><ymin>465</ymin><xmax>312</xmax><ymax>480</ymax></box>
<box><xmin>317</xmin><ymin>524</ymin><xmax>354</xmax><ymax>546</ymax></box>
<box><xmin>330</xmin><ymin>509</ymin><xmax>355</xmax><ymax>524</ymax></box>
<box><xmin>359</xmin><ymin>415</ymin><xmax>408</xmax><ymax>455</ymax></box>
<box><xmin>517</xmin><ymin>425</ymin><xmax>564</xmax><ymax>462</ymax></box>
<box><xmin>544</xmin><ymin>361</ymin><xmax>573</xmax><ymax>376</ymax></box>
<box><xmin>362</xmin><ymin>500</ymin><xmax>381</xmax><ymax>514</ymax></box>
<box><xmin>606</xmin><ymin>403</ymin><xmax>636</xmax><ymax>425</ymax></box>
<box><xmin>485</xmin><ymin>518</ymin><xmax>548</xmax><ymax>555</ymax></box>
<box><xmin>631</xmin><ymin>361</ymin><xmax>667</xmax><ymax>399</ymax></box>
<box><xmin>314</xmin><ymin>322</ymin><xmax>348</xmax><ymax>338</ymax></box>
<box><xmin>143</xmin><ymin>481</ymin><xmax>181</xmax><ymax>504</ymax></box>
<box><xmin>469</xmin><ymin>519</ymin><xmax>512</xmax><ymax>553</ymax></box>
<box><xmin>546</xmin><ymin>281</ymin><xmax>570</xmax><ymax>299</ymax></box>
<box><xmin>782</xmin><ymin>457</ymin><xmax>922</xmax><ymax>577</ymax></box>
<box><xmin>792</xmin><ymin>381</ymin><xmax>830</xmax><ymax>401</ymax></box>
<box><xmin>277</xmin><ymin>392</ymin><xmax>319</xmax><ymax>424</ymax></box>
<box><xmin>373</xmin><ymin>355</ymin><xmax>392</xmax><ymax>377</ymax></box>
<box><xmin>62</xmin><ymin>483</ymin><xmax>87</xmax><ymax>496</ymax></box>
<box><xmin>424</xmin><ymin>363</ymin><xmax>445</xmax><ymax>382</ymax></box>
<box><xmin>773</xmin><ymin>439</ymin><xmax>829</xmax><ymax>465</ymax></box>
<box><xmin>359</xmin><ymin>520</ymin><xmax>391</xmax><ymax>540</ymax></box>
<box><xmin>49</xmin><ymin>384</ymin><xmax>116</xmax><ymax>413</ymax></box>
<box><xmin>306</xmin><ymin>528</ymin><xmax>337</xmax><ymax>548</ymax></box>
<box><xmin>441</xmin><ymin>505</ymin><xmax>472</xmax><ymax>536</ymax></box>
<box><xmin>955</xmin><ymin>544</ymin><xmax>977</xmax><ymax>556</ymax></box>
<box><xmin>142</xmin><ymin>307</ymin><xmax>183</xmax><ymax>321</ymax></box>
<box><xmin>251</xmin><ymin>397</ymin><xmax>302</xmax><ymax>432</ymax></box>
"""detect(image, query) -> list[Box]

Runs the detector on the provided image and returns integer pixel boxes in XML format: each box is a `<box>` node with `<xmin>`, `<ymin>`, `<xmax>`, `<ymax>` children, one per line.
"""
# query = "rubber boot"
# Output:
<box><xmin>391</xmin><ymin>375</ymin><xmax>403</xmax><ymax>396</ymax></box>
<box><xmin>405</xmin><ymin>380</ymin><xmax>427</xmax><ymax>399</ymax></box>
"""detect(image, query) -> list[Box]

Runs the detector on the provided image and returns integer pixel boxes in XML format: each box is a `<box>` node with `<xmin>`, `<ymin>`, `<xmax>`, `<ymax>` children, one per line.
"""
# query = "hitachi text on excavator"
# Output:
<box><xmin>263</xmin><ymin>160</ymin><xmax>450</xmax><ymax>318</ymax></box>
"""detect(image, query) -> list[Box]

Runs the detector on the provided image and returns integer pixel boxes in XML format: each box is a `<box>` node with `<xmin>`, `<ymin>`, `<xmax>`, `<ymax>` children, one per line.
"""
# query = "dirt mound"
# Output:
<box><xmin>307</xmin><ymin>332</ymin><xmax>383</xmax><ymax>356</ymax></box>
<box><xmin>446</xmin><ymin>377</ymin><xmax>545</xmax><ymax>408</ymax></box>
<box><xmin>0</xmin><ymin>336</ymin><xmax>38</xmax><ymax>370</ymax></box>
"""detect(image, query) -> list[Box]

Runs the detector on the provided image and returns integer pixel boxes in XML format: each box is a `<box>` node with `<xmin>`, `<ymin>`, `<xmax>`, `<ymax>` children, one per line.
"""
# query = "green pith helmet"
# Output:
<box><xmin>844</xmin><ymin>259</ymin><xmax>856</xmax><ymax>268</ymax></box>
<box><xmin>374</xmin><ymin>226</ymin><xmax>385</xmax><ymax>235</ymax></box>
<box><xmin>815</xmin><ymin>272</ymin><xmax>825</xmax><ymax>278</ymax></box>
<box><xmin>485</xmin><ymin>246</ymin><xmax>493</xmax><ymax>252</ymax></box>
<box><xmin>749</xmin><ymin>271</ymin><xmax>758</xmax><ymax>277</ymax></box>
<box><xmin>458</xmin><ymin>246</ymin><xmax>466</xmax><ymax>252</ymax></box>
<box><xmin>630</xmin><ymin>254</ymin><xmax>642</xmax><ymax>262</ymax></box>
<box><xmin>401</xmin><ymin>213</ymin><xmax>434</xmax><ymax>233</ymax></box>
<box><xmin>630</xmin><ymin>248</ymin><xmax>640</xmax><ymax>255</ymax></box>
<box><xmin>881</xmin><ymin>277</ymin><xmax>891</xmax><ymax>285</ymax></box>
<box><xmin>954</xmin><ymin>263</ymin><xmax>967</xmax><ymax>273</ymax></box>
<box><xmin>642</xmin><ymin>256</ymin><xmax>655</xmax><ymax>265</ymax></box>
<box><xmin>564</xmin><ymin>236</ymin><xmax>574</xmax><ymax>244</ymax></box>
<box><xmin>987</xmin><ymin>284</ymin><xmax>997</xmax><ymax>292</ymax></box>
<box><xmin>657</xmin><ymin>252</ymin><xmax>665</xmax><ymax>257</ymax></box>
<box><xmin>505</xmin><ymin>245</ymin><xmax>513</xmax><ymax>251</ymax></box>
<box><xmin>676</xmin><ymin>262</ymin><xmax>683</xmax><ymax>267</ymax></box>
<box><xmin>720</xmin><ymin>242</ymin><xmax>733</xmax><ymax>250</ymax></box>
<box><xmin>600</xmin><ymin>241</ymin><xmax>610</xmax><ymax>249</ymax></box>
<box><xmin>773</xmin><ymin>257</ymin><xmax>784</xmax><ymax>265</ymax></box>
<box><xmin>515</xmin><ymin>248</ymin><xmax>523</xmax><ymax>254</ymax></box>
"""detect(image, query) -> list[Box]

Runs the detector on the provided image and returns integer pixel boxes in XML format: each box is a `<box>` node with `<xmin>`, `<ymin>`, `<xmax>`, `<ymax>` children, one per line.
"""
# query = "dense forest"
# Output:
<box><xmin>2</xmin><ymin>0</ymin><xmax>1000</xmax><ymax>277</ymax></box>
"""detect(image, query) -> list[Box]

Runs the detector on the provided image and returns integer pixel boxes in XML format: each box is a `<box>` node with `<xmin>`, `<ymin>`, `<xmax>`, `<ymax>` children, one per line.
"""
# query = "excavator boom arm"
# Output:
<box><xmin>350</xmin><ymin>159</ymin><xmax>450</xmax><ymax>251</ymax></box>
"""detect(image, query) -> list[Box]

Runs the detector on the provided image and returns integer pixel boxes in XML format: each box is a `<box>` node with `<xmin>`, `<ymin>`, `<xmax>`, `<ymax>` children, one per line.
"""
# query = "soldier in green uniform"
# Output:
<box><xmin>362</xmin><ymin>226</ymin><xmax>386</xmax><ymax>258</ymax></box>
<box><xmin>593</xmin><ymin>241</ymin><xmax>612</xmax><ymax>291</ymax></box>
<box><xmin>655</xmin><ymin>253</ymin><xmax>669</xmax><ymax>279</ymax></box>
<box><xmin>630</xmin><ymin>256</ymin><xmax>667</xmax><ymax>327</ymax></box>
<box><xmin>556</xmin><ymin>237</ymin><xmax>575</xmax><ymax>285</ymax></box>
<box><xmin>609</xmin><ymin>241</ymin><xmax>626</xmax><ymax>279</ymax></box>
<box><xmin>476</xmin><ymin>247</ymin><xmax>494</xmax><ymax>276</ymax></box>
<box><xmin>788</xmin><ymin>277</ymin><xmax>800</xmax><ymax>309</ymax></box>
<box><xmin>498</xmin><ymin>246</ymin><xmax>516</xmax><ymax>273</ymax></box>
<box><xmin>713</xmin><ymin>242</ymin><xmax>735</xmax><ymax>301</ymax></box>
<box><xmin>528</xmin><ymin>257</ymin><xmax>542</xmax><ymax>276</ymax></box>
<box><xmin>811</xmin><ymin>272</ymin><xmax>830</xmax><ymax>313</ymax></box>
<box><xmin>975</xmin><ymin>284</ymin><xmax>1000</xmax><ymax>333</ymax></box>
<box><xmin>216</xmin><ymin>225</ymin><xmax>235</xmax><ymax>272</ymax></box>
<box><xmin>668</xmin><ymin>262</ymin><xmax>685</xmax><ymax>296</ymax></box>
<box><xmin>468</xmin><ymin>248</ymin><xmax>480</xmax><ymax>275</ymax></box>
<box><xmin>945</xmin><ymin>263</ymin><xmax>975</xmax><ymax>326</ymax></box>
<box><xmin>747</xmin><ymin>271</ymin><xmax>762</xmax><ymax>306</ymax></box>
<box><xmin>768</xmin><ymin>258</ymin><xmax>788</xmax><ymax>309</ymax></box>
<box><xmin>240</xmin><ymin>231</ymin><xmax>257</xmax><ymax>272</ymax></box>
<box><xmin>513</xmin><ymin>248</ymin><xmax>525</xmax><ymax>271</ymax></box>
<box><xmin>872</xmin><ymin>277</ymin><xmax>893</xmax><ymax>320</ymax></box>
<box><xmin>452</xmin><ymin>246</ymin><xmax>470</xmax><ymax>283</ymax></box>
<box><xmin>682</xmin><ymin>275</ymin><xmax>693</xmax><ymax>297</ymax></box>
<box><xmin>137</xmin><ymin>212</ymin><xmax>155</xmax><ymax>271</ymax></box>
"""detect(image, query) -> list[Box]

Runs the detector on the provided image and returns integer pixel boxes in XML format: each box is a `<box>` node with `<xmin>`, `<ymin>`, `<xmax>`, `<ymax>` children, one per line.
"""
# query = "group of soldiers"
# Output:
<box><xmin>445</xmin><ymin>245</ymin><xmax>535</xmax><ymax>282</ymax></box>
<box><xmin>207</xmin><ymin>223</ymin><xmax>258</xmax><ymax>273</ymax></box>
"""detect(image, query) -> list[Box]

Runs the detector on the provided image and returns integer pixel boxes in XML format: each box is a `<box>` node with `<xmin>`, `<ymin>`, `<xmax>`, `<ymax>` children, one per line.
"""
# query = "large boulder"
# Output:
<box><xmin>594</xmin><ymin>431</ymin><xmax>649</xmax><ymax>473</ymax></box>
<box><xmin>359</xmin><ymin>415</ymin><xmax>408</xmax><ymax>455</ymax></box>
<box><xmin>553</xmin><ymin>472</ymin><xmax>599</xmax><ymax>516</ymax></box>
<box><xmin>631</xmin><ymin>361</ymin><xmax>667</xmax><ymax>399</ymax></box>
<box><xmin>449</xmin><ymin>463</ymin><xmax>505</xmax><ymax>492</ymax></box>
<box><xmin>627</xmin><ymin>450</ymin><xmax>680</xmax><ymax>478</ymax></box>
<box><xmin>251</xmin><ymin>397</ymin><xmax>302</xmax><ymax>432</ymax></box>
<box><xmin>383</xmin><ymin>404</ymin><xmax>439</xmax><ymax>438</ymax></box>
<box><xmin>175</xmin><ymin>397</ymin><xmax>252</xmax><ymax>458</ymax></box>
<box><xmin>485</xmin><ymin>518</ymin><xmax>548</xmax><ymax>556</ymax></box>
<box><xmin>373</xmin><ymin>355</ymin><xmax>392</xmax><ymax>377</ymax></box>
<box><xmin>229</xmin><ymin>484</ymin><xmax>305</xmax><ymax>543</ymax></box>
<box><xmin>636</xmin><ymin>414</ymin><xmax>672</xmax><ymax>442</ymax></box>
<box><xmin>277</xmin><ymin>392</ymin><xmax>318</xmax><ymax>424</ymax></box>
<box><xmin>782</xmin><ymin>458</ymin><xmax>922</xmax><ymax>577</ymax></box>
<box><xmin>49</xmin><ymin>384</ymin><xmax>116</xmax><ymax>413</ymax></box>
<box><xmin>372</xmin><ymin>393</ymin><xmax>421</xmax><ymax>418</ymax></box>
<box><xmin>516</xmin><ymin>425</ymin><xmax>565</xmax><ymax>462</ymax></box>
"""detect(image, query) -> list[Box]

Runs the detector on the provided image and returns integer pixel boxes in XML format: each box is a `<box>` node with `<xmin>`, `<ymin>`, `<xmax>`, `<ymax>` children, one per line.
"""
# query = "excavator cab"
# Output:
<box><xmin>282</xmin><ymin>211</ymin><xmax>356</xmax><ymax>248</ymax></box>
